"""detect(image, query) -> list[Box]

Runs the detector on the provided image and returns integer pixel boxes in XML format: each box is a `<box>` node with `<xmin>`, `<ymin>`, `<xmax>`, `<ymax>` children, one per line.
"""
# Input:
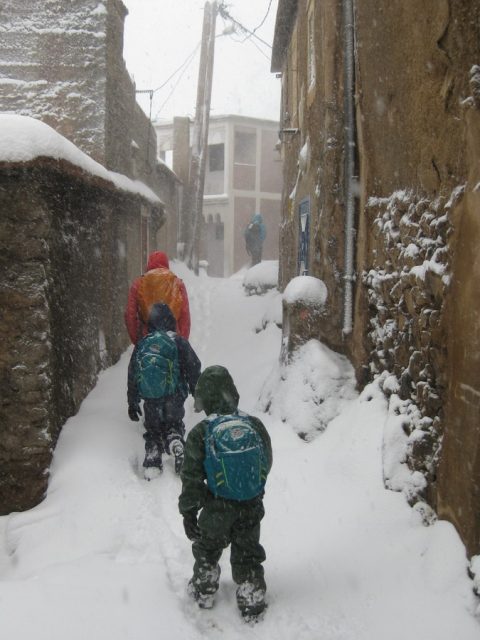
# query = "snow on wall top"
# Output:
<box><xmin>283</xmin><ymin>276</ymin><xmax>328</xmax><ymax>307</ymax></box>
<box><xmin>0</xmin><ymin>115</ymin><xmax>161</xmax><ymax>205</ymax></box>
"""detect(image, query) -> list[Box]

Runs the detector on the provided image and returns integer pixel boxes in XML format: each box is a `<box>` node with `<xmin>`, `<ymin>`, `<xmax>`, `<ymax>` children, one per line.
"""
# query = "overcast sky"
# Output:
<box><xmin>122</xmin><ymin>0</ymin><xmax>280</xmax><ymax>123</ymax></box>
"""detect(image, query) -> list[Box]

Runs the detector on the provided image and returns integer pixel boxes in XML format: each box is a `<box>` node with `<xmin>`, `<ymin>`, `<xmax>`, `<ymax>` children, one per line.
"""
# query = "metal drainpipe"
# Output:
<box><xmin>342</xmin><ymin>0</ymin><xmax>356</xmax><ymax>335</ymax></box>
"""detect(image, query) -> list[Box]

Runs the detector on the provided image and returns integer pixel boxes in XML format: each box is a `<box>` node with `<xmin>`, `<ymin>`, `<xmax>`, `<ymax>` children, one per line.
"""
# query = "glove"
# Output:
<box><xmin>128</xmin><ymin>403</ymin><xmax>141</xmax><ymax>422</ymax></box>
<box><xmin>183</xmin><ymin>513</ymin><xmax>201</xmax><ymax>541</ymax></box>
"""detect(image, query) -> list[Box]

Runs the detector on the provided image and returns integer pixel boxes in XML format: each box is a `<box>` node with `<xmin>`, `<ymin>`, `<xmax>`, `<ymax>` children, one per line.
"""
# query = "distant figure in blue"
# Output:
<box><xmin>244</xmin><ymin>213</ymin><xmax>266</xmax><ymax>266</ymax></box>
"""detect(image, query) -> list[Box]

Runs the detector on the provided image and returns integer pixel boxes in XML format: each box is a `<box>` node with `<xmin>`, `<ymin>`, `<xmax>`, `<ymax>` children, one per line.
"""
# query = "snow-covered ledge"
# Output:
<box><xmin>281</xmin><ymin>275</ymin><xmax>328</xmax><ymax>360</ymax></box>
<box><xmin>0</xmin><ymin>114</ymin><xmax>162</xmax><ymax>205</ymax></box>
<box><xmin>283</xmin><ymin>275</ymin><xmax>328</xmax><ymax>308</ymax></box>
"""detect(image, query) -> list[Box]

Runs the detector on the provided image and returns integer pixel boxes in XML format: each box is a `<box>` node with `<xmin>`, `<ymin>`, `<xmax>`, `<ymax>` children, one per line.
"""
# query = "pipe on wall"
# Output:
<box><xmin>342</xmin><ymin>0</ymin><xmax>356</xmax><ymax>335</ymax></box>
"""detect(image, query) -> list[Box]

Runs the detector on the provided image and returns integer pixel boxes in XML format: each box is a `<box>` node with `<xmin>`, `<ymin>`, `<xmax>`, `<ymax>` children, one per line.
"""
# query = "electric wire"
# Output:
<box><xmin>246</xmin><ymin>34</ymin><xmax>271</xmax><ymax>61</ymax></box>
<box><xmin>243</xmin><ymin>0</ymin><xmax>274</xmax><ymax>41</ymax></box>
<box><xmin>152</xmin><ymin>41</ymin><xmax>202</xmax><ymax>94</ymax></box>
<box><xmin>218</xmin><ymin>3</ymin><xmax>273</xmax><ymax>49</ymax></box>
<box><xmin>154</xmin><ymin>47</ymin><xmax>199</xmax><ymax>118</ymax></box>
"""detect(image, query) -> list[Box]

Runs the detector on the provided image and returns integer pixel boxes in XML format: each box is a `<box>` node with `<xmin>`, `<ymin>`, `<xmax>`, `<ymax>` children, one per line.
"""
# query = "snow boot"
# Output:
<box><xmin>143</xmin><ymin>443</ymin><xmax>163</xmax><ymax>480</ymax></box>
<box><xmin>236</xmin><ymin>581</ymin><xmax>266</xmax><ymax>622</ymax></box>
<box><xmin>187</xmin><ymin>579</ymin><xmax>215</xmax><ymax>609</ymax></box>
<box><xmin>170</xmin><ymin>439</ymin><xmax>184</xmax><ymax>475</ymax></box>
<box><xmin>187</xmin><ymin>564</ymin><xmax>221</xmax><ymax>609</ymax></box>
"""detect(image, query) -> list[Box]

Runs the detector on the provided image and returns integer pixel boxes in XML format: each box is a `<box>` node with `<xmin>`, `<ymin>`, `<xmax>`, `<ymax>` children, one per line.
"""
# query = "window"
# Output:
<box><xmin>215</xmin><ymin>217</ymin><xmax>224</xmax><ymax>240</ymax></box>
<box><xmin>234</xmin><ymin>130</ymin><xmax>256</xmax><ymax>165</ymax></box>
<box><xmin>298</xmin><ymin>197</ymin><xmax>310</xmax><ymax>276</ymax></box>
<box><xmin>209</xmin><ymin>143</ymin><xmax>224</xmax><ymax>171</ymax></box>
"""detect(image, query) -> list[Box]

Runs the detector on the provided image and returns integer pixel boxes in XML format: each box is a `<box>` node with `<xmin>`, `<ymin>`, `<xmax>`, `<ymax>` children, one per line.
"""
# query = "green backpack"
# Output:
<box><xmin>135</xmin><ymin>331</ymin><xmax>180</xmax><ymax>399</ymax></box>
<box><xmin>204</xmin><ymin>413</ymin><xmax>269</xmax><ymax>501</ymax></box>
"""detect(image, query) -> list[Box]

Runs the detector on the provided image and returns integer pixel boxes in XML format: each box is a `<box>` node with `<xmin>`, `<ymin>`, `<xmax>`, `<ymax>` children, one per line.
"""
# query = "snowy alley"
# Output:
<box><xmin>0</xmin><ymin>263</ymin><xmax>479</xmax><ymax>640</ymax></box>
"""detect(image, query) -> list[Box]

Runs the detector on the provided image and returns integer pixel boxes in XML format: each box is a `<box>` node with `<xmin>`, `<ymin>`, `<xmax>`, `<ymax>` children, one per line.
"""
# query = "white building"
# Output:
<box><xmin>154</xmin><ymin>114</ymin><xmax>282</xmax><ymax>277</ymax></box>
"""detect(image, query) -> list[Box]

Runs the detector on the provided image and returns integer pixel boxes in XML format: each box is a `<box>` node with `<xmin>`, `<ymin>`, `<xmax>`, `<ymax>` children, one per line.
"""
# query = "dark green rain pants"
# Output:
<box><xmin>191</xmin><ymin>494</ymin><xmax>266</xmax><ymax>596</ymax></box>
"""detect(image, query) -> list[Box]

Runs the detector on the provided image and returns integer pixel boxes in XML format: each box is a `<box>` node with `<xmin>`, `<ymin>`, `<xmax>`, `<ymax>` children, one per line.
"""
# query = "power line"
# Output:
<box><xmin>218</xmin><ymin>3</ymin><xmax>273</xmax><ymax>50</ymax></box>
<box><xmin>247</xmin><ymin>34</ymin><xmax>271</xmax><ymax>61</ymax></box>
<box><xmin>154</xmin><ymin>48</ymin><xmax>199</xmax><ymax>118</ymax></box>
<box><xmin>152</xmin><ymin>41</ymin><xmax>201</xmax><ymax>94</ymax></box>
<box><xmin>248</xmin><ymin>0</ymin><xmax>274</xmax><ymax>37</ymax></box>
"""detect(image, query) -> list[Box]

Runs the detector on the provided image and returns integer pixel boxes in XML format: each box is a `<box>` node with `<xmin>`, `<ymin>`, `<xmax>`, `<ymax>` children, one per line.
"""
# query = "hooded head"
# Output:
<box><xmin>251</xmin><ymin>213</ymin><xmax>263</xmax><ymax>224</ymax></box>
<box><xmin>194</xmin><ymin>365</ymin><xmax>239</xmax><ymax>415</ymax></box>
<box><xmin>146</xmin><ymin>251</ymin><xmax>169</xmax><ymax>271</ymax></box>
<box><xmin>147</xmin><ymin>302</ymin><xmax>177</xmax><ymax>333</ymax></box>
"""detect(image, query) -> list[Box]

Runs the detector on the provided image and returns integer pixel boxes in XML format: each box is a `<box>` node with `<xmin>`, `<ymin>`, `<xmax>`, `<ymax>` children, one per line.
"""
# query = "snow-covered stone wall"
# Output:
<box><xmin>362</xmin><ymin>189</ymin><xmax>460</xmax><ymax>503</ymax></box>
<box><xmin>274</xmin><ymin>0</ymin><xmax>480</xmax><ymax>555</ymax></box>
<box><xmin>352</xmin><ymin>0</ymin><xmax>480</xmax><ymax>556</ymax></box>
<box><xmin>0</xmin><ymin>155</ymin><xmax>163</xmax><ymax>515</ymax></box>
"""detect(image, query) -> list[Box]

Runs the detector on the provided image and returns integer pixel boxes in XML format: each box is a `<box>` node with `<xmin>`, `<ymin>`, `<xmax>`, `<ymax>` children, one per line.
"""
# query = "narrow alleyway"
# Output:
<box><xmin>0</xmin><ymin>264</ymin><xmax>478</xmax><ymax>640</ymax></box>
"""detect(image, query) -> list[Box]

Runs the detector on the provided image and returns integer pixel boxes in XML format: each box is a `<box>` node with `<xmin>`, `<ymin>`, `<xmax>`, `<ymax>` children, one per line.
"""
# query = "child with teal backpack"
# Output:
<box><xmin>178</xmin><ymin>365</ymin><xmax>272</xmax><ymax>622</ymax></box>
<box><xmin>127</xmin><ymin>302</ymin><xmax>201</xmax><ymax>479</ymax></box>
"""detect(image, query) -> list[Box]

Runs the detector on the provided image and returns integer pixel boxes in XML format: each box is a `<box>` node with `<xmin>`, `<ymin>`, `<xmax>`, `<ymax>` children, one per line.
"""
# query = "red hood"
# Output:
<box><xmin>146</xmin><ymin>251</ymin><xmax>169</xmax><ymax>271</ymax></box>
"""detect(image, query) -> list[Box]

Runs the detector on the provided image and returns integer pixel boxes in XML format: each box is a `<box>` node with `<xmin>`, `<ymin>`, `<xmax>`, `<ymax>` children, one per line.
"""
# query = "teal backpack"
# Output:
<box><xmin>135</xmin><ymin>331</ymin><xmax>180</xmax><ymax>399</ymax></box>
<box><xmin>204</xmin><ymin>413</ymin><xmax>269</xmax><ymax>501</ymax></box>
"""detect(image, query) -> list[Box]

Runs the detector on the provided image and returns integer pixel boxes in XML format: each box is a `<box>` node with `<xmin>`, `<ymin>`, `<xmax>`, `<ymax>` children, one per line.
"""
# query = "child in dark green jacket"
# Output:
<box><xmin>178</xmin><ymin>365</ymin><xmax>272</xmax><ymax>621</ymax></box>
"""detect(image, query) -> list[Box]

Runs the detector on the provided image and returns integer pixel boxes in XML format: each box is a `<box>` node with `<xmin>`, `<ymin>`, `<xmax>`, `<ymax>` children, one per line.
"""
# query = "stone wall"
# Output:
<box><xmin>436</xmin><ymin>102</ymin><xmax>480</xmax><ymax>556</ymax></box>
<box><xmin>362</xmin><ymin>189</ymin><xmax>458</xmax><ymax>503</ymax></box>
<box><xmin>352</xmin><ymin>0</ymin><xmax>480</xmax><ymax>554</ymax></box>
<box><xmin>0</xmin><ymin>157</ymin><xmax>163</xmax><ymax>514</ymax></box>
<box><xmin>276</xmin><ymin>0</ymin><xmax>345</xmax><ymax>353</ymax></box>
<box><xmin>273</xmin><ymin>0</ymin><xmax>480</xmax><ymax>554</ymax></box>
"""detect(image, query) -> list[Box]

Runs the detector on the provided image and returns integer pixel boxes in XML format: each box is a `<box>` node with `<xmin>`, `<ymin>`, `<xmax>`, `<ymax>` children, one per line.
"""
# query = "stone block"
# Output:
<box><xmin>424</xmin><ymin>269</ymin><xmax>445</xmax><ymax>301</ymax></box>
<box><xmin>429</xmin><ymin>346</ymin><xmax>446</xmax><ymax>374</ymax></box>
<box><xmin>403</xmin><ymin>286</ymin><xmax>417</xmax><ymax>316</ymax></box>
<box><xmin>408</xmin><ymin>350</ymin><xmax>424</xmax><ymax>382</ymax></box>
<box><xmin>423</xmin><ymin>390</ymin><xmax>443</xmax><ymax>415</ymax></box>
<box><xmin>418</xmin><ymin>308</ymin><xmax>431</xmax><ymax>331</ymax></box>
<box><xmin>408</xmin><ymin>430</ymin><xmax>436</xmax><ymax>473</ymax></box>
<box><xmin>420</xmin><ymin>330</ymin><xmax>431</xmax><ymax>349</ymax></box>
<box><xmin>420</xmin><ymin>212</ymin><xmax>436</xmax><ymax>235</ymax></box>
<box><xmin>399</xmin><ymin>217</ymin><xmax>420</xmax><ymax>244</ymax></box>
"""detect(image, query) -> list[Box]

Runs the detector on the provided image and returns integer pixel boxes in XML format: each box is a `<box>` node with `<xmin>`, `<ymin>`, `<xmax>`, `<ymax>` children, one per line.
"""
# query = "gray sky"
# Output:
<box><xmin>122</xmin><ymin>0</ymin><xmax>280</xmax><ymax>123</ymax></box>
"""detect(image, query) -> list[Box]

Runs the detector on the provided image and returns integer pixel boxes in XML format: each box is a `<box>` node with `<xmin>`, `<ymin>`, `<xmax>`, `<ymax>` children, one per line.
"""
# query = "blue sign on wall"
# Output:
<box><xmin>298</xmin><ymin>197</ymin><xmax>310</xmax><ymax>275</ymax></box>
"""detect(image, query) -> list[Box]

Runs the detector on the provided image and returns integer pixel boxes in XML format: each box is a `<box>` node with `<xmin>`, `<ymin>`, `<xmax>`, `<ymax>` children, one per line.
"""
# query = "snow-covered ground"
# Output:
<box><xmin>0</xmin><ymin>263</ymin><xmax>478</xmax><ymax>639</ymax></box>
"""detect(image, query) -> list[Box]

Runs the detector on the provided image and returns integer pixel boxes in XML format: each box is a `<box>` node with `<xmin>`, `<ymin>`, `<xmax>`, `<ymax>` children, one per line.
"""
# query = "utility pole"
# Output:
<box><xmin>185</xmin><ymin>0</ymin><xmax>218</xmax><ymax>273</ymax></box>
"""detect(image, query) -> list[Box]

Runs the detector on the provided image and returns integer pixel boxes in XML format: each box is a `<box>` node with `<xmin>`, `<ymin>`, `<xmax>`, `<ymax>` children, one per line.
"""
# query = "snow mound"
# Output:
<box><xmin>243</xmin><ymin>260</ymin><xmax>278</xmax><ymax>295</ymax></box>
<box><xmin>283</xmin><ymin>275</ymin><xmax>328</xmax><ymax>307</ymax></box>
<box><xmin>259</xmin><ymin>339</ymin><xmax>357</xmax><ymax>440</ymax></box>
<box><xmin>254</xmin><ymin>289</ymin><xmax>283</xmax><ymax>332</ymax></box>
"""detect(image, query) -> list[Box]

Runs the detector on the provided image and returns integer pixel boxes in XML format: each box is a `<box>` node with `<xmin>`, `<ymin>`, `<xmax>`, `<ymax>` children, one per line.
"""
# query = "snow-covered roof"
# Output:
<box><xmin>0</xmin><ymin>114</ymin><xmax>162</xmax><ymax>205</ymax></box>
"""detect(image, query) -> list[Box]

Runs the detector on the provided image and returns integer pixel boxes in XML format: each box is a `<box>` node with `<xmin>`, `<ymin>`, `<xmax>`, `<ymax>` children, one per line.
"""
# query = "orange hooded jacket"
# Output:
<box><xmin>124</xmin><ymin>251</ymin><xmax>191</xmax><ymax>344</ymax></box>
